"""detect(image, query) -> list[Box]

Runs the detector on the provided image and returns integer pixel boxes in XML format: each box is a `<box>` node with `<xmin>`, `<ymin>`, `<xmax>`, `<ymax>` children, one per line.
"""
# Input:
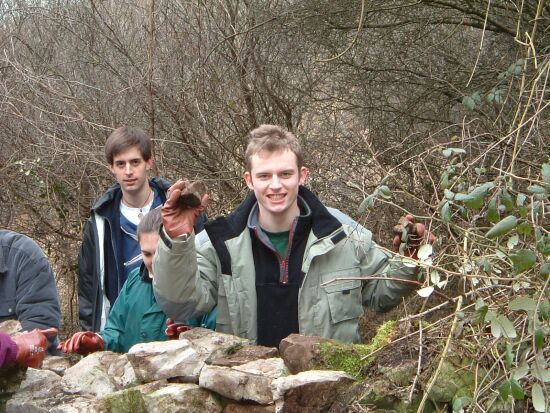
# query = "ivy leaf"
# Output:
<box><xmin>440</xmin><ymin>171</ymin><xmax>450</xmax><ymax>189</ymax></box>
<box><xmin>358</xmin><ymin>195</ymin><xmax>375</xmax><ymax>214</ymax></box>
<box><xmin>505</xmin><ymin>342</ymin><xmax>513</xmax><ymax>369</ymax></box>
<box><xmin>528</xmin><ymin>185</ymin><xmax>548</xmax><ymax>195</ymax></box>
<box><xmin>540</xmin><ymin>262</ymin><xmax>550</xmax><ymax>280</ymax></box>
<box><xmin>377</xmin><ymin>185</ymin><xmax>392</xmax><ymax>200</ymax></box>
<box><xmin>417</xmin><ymin>244</ymin><xmax>433</xmax><ymax>261</ymax></box>
<box><xmin>444</xmin><ymin>189</ymin><xmax>455</xmax><ymax>200</ymax></box>
<box><xmin>516</xmin><ymin>221</ymin><xmax>532</xmax><ymax>236</ymax></box>
<box><xmin>509</xmin><ymin>296</ymin><xmax>536</xmax><ymax>312</ymax></box>
<box><xmin>486</xmin><ymin>198</ymin><xmax>499</xmax><ymax>223</ymax></box>
<box><xmin>455</xmin><ymin>182</ymin><xmax>494</xmax><ymax>209</ymax></box>
<box><xmin>442</xmin><ymin>148</ymin><xmax>467</xmax><ymax>158</ymax></box>
<box><xmin>512</xmin><ymin>362</ymin><xmax>529</xmax><ymax>380</ymax></box>
<box><xmin>417</xmin><ymin>286</ymin><xmax>434</xmax><ymax>298</ymax></box>
<box><xmin>499</xmin><ymin>380</ymin><xmax>511</xmax><ymax>400</ymax></box>
<box><xmin>542</xmin><ymin>163</ymin><xmax>550</xmax><ymax>185</ymax></box>
<box><xmin>535</xmin><ymin>329</ymin><xmax>545</xmax><ymax>351</ymax></box>
<box><xmin>510</xmin><ymin>249</ymin><xmax>537</xmax><ymax>274</ymax></box>
<box><xmin>531</xmin><ymin>383</ymin><xmax>546</xmax><ymax>412</ymax></box>
<box><xmin>507</xmin><ymin>234</ymin><xmax>519</xmax><ymax>250</ymax></box>
<box><xmin>491</xmin><ymin>314</ymin><xmax>517</xmax><ymax>338</ymax></box>
<box><xmin>462</xmin><ymin>95</ymin><xmax>475</xmax><ymax>110</ymax></box>
<box><xmin>441</xmin><ymin>201</ymin><xmax>451</xmax><ymax>223</ymax></box>
<box><xmin>510</xmin><ymin>379</ymin><xmax>524</xmax><ymax>400</ymax></box>
<box><xmin>500</xmin><ymin>189</ymin><xmax>514</xmax><ymax>211</ymax></box>
<box><xmin>486</xmin><ymin>215</ymin><xmax>518</xmax><ymax>238</ymax></box>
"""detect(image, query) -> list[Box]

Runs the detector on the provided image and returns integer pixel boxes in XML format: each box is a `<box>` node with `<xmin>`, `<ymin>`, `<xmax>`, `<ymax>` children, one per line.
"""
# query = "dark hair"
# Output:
<box><xmin>137</xmin><ymin>208</ymin><xmax>162</xmax><ymax>241</ymax></box>
<box><xmin>105</xmin><ymin>126</ymin><xmax>152</xmax><ymax>165</ymax></box>
<box><xmin>245</xmin><ymin>124</ymin><xmax>303</xmax><ymax>170</ymax></box>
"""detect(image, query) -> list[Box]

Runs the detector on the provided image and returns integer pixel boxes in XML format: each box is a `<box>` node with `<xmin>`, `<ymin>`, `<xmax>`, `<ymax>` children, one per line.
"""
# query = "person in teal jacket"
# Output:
<box><xmin>59</xmin><ymin>208</ymin><xmax>216</xmax><ymax>354</ymax></box>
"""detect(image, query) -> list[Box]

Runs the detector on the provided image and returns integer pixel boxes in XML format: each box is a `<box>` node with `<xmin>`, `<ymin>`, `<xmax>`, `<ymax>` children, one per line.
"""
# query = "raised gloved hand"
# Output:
<box><xmin>57</xmin><ymin>331</ymin><xmax>104</xmax><ymax>355</ymax></box>
<box><xmin>162</xmin><ymin>180</ymin><xmax>208</xmax><ymax>239</ymax></box>
<box><xmin>392</xmin><ymin>214</ymin><xmax>436</xmax><ymax>259</ymax></box>
<box><xmin>14</xmin><ymin>328</ymin><xmax>58</xmax><ymax>368</ymax></box>
<box><xmin>165</xmin><ymin>318</ymin><xmax>192</xmax><ymax>340</ymax></box>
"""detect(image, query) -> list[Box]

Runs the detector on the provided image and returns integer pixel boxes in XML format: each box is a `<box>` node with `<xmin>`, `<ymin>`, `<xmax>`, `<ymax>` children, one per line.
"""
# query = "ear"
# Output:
<box><xmin>108</xmin><ymin>164</ymin><xmax>115</xmax><ymax>174</ymax></box>
<box><xmin>145</xmin><ymin>157</ymin><xmax>153</xmax><ymax>171</ymax></box>
<box><xmin>243</xmin><ymin>171</ymin><xmax>254</xmax><ymax>190</ymax></box>
<box><xmin>299</xmin><ymin>166</ymin><xmax>309</xmax><ymax>185</ymax></box>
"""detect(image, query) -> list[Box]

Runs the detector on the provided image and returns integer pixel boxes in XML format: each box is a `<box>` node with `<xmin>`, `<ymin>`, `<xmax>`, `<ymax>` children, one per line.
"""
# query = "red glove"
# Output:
<box><xmin>162</xmin><ymin>180</ymin><xmax>209</xmax><ymax>239</ymax></box>
<box><xmin>14</xmin><ymin>328</ymin><xmax>58</xmax><ymax>368</ymax></box>
<box><xmin>392</xmin><ymin>214</ymin><xmax>436</xmax><ymax>259</ymax></box>
<box><xmin>165</xmin><ymin>318</ymin><xmax>192</xmax><ymax>340</ymax></box>
<box><xmin>57</xmin><ymin>331</ymin><xmax>104</xmax><ymax>355</ymax></box>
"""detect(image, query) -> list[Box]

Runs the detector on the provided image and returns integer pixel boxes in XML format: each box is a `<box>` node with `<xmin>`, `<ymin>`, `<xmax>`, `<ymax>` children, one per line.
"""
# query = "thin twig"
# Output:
<box><xmin>408</xmin><ymin>319</ymin><xmax>423</xmax><ymax>402</ymax></box>
<box><xmin>416</xmin><ymin>296</ymin><xmax>463</xmax><ymax>413</ymax></box>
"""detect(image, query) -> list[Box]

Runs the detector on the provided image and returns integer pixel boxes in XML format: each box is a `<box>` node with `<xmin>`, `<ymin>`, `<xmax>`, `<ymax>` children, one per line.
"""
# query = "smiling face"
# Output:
<box><xmin>139</xmin><ymin>231</ymin><xmax>159</xmax><ymax>275</ymax></box>
<box><xmin>244</xmin><ymin>149</ymin><xmax>308</xmax><ymax>232</ymax></box>
<box><xmin>109</xmin><ymin>146</ymin><xmax>152</xmax><ymax>196</ymax></box>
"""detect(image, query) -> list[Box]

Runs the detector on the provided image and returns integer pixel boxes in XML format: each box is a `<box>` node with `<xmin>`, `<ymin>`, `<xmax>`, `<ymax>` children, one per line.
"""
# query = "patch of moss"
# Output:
<box><xmin>319</xmin><ymin>320</ymin><xmax>396</xmax><ymax>379</ymax></box>
<box><xmin>224</xmin><ymin>342</ymin><xmax>244</xmax><ymax>355</ymax></box>
<box><xmin>102</xmin><ymin>388</ymin><xmax>146</xmax><ymax>413</ymax></box>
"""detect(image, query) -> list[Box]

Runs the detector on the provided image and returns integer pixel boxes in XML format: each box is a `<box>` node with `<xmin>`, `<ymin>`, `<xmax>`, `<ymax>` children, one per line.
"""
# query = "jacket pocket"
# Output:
<box><xmin>216</xmin><ymin>274</ymin><xmax>233</xmax><ymax>333</ymax></box>
<box><xmin>322</xmin><ymin>268</ymin><xmax>363</xmax><ymax>324</ymax></box>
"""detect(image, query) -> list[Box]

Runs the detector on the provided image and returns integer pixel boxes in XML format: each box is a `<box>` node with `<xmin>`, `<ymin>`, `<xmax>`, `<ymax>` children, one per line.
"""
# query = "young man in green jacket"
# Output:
<box><xmin>153</xmin><ymin>125</ymin><xmax>433</xmax><ymax>347</ymax></box>
<box><xmin>59</xmin><ymin>209</ymin><xmax>216</xmax><ymax>354</ymax></box>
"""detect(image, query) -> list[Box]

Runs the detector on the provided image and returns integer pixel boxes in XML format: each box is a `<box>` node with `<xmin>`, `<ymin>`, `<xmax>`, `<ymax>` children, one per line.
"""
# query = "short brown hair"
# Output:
<box><xmin>105</xmin><ymin>126</ymin><xmax>152</xmax><ymax>165</ymax></box>
<box><xmin>245</xmin><ymin>124</ymin><xmax>303</xmax><ymax>170</ymax></box>
<box><xmin>137</xmin><ymin>208</ymin><xmax>162</xmax><ymax>242</ymax></box>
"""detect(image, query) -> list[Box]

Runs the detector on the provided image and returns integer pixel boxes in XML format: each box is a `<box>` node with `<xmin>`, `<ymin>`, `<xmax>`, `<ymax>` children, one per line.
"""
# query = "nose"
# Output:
<box><xmin>269</xmin><ymin>174</ymin><xmax>281</xmax><ymax>189</ymax></box>
<box><xmin>124</xmin><ymin>163</ymin><xmax>132</xmax><ymax>174</ymax></box>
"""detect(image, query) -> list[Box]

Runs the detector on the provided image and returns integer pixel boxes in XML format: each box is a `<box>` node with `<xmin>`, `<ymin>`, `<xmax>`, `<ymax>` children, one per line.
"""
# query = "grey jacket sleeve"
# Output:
<box><xmin>152</xmin><ymin>229</ymin><xmax>218</xmax><ymax>322</ymax></box>
<box><xmin>344</xmin><ymin>223</ymin><xmax>418</xmax><ymax>312</ymax></box>
<box><xmin>14</xmin><ymin>241</ymin><xmax>61</xmax><ymax>331</ymax></box>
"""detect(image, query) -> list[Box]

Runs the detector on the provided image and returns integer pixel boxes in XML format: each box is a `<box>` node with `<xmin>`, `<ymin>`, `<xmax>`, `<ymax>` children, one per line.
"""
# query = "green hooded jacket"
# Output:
<box><xmin>100</xmin><ymin>265</ymin><xmax>216</xmax><ymax>353</ymax></box>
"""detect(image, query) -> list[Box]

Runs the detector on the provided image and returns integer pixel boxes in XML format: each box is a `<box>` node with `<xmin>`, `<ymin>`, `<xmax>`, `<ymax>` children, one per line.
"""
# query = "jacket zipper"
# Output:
<box><xmin>253</xmin><ymin>217</ymin><xmax>297</xmax><ymax>285</ymax></box>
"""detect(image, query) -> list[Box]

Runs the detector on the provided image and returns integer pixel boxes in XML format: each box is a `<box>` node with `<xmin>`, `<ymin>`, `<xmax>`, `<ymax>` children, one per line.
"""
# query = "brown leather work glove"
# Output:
<box><xmin>165</xmin><ymin>318</ymin><xmax>192</xmax><ymax>340</ymax></box>
<box><xmin>162</xmin><ymin>180</ymin><xmax>208</xmax><ymax>239</ymax></box>
<box><xmin>392</xmin><ymin>214</ymin><xmax>436</xmax><ymax>259</ymax></box>
<box><xmin>14</xmin><ymin>328</ymin><xmax>58</xmax><ymax>368</ymax></box>
<box><xmin>57</xmin><ymin>331</ymin><xmax>104</xmax><ymax>355</ymax></box>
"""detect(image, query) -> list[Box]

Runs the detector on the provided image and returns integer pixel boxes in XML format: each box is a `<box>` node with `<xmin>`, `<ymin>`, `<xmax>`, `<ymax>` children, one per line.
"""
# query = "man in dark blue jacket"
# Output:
<box><xmin>77</xmin><ymin>127</ymin><xmax>172</xmax><ymax>332</ymax></box>
<box><xmin>0</xmin><ymin>230</ymin><xmax>60</xmax><ymax>353</ymax></box>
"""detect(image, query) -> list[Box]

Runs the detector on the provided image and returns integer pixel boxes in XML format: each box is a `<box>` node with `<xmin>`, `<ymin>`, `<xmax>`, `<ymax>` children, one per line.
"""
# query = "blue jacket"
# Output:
<box><xmin>77</xmin><ymin>177</ymin><xmax>171</xmax><ymax>332</ymax></box>
<box><xmin>0</xmin><ymin>230</ymin><xmax>60</xmax><ymax>353</ymax></box>
<box><xmin>101</xmin><ymin>264</ymin><xmax>217</xmax><ymax>353</ymax></box>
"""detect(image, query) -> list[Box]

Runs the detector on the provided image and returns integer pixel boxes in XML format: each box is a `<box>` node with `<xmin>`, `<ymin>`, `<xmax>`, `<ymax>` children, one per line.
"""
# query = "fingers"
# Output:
<box><xmin>57</xmin><ymin>333</ymin><xmax>83</xmax><ymax>353</ymax></box>
<box><xmin>198</xmin><ymin>194</ymin><xmax>209</xmax><ymax>212</ymax></box>
<box><xmin>166</xmin><ymin>318</ymin><xmax>174</xmax><ymax>326</ymax></box>
<box><xmin>38</xmin><ymin>327</ymin><xmax>58</xmax><ymax>337</ymax></box>
<box><xmin>392</xmin><ymin>234</ymin><xmax>401</xmax><ymax>249</ymax></box>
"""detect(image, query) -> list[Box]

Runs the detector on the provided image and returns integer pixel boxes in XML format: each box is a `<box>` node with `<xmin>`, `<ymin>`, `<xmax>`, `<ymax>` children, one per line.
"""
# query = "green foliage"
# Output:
<box><xmin>509</xmin><ymin>250</ymin><xmax>537</xmax><ymax>274</ymax></box>
<box><xmin>485</xmin><ymin>215</ymin><xmax>518</xmax><ymax>238</ymax></box>
<box><xmin>318</xmin><ymin>320</ymin><xmax>396</xmax><ymax>379</ymax></box>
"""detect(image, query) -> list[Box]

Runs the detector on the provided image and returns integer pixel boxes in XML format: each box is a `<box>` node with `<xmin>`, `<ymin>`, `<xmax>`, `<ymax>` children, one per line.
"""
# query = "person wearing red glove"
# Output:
<box><xmin>153</xmin><ymin>124</ymin><xmax>437</xmax><ymax>347</ymax></box>
<box><xmin>0</xmin><ymin>328</ymin><xmax>58</xmax><ymax>369</ymax></box>
<box><xmin>59</xmin><ymin>208</ymin><xmax>214</xmax><ymax>355</ymax></box>
<box><xmin>0</xmin><ymin>230</ymin><xmax>61</xmax><ymax>354</ymax></box>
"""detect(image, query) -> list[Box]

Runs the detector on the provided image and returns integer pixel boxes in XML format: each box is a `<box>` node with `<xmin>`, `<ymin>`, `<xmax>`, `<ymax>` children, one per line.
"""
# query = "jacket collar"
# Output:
<box><xmin>205</xmin><ymin>185</ymin><xmax>342</xmax><ymax>241</ymax></box>
<box><xmin>139</xmin><ymin>262</ymin><xmax>152</xmax><ymax>284</ymax></box>
<box><xmin>92</xmin><ymin>177</ymin><xmax>171</xmax><ymax>217</ymax></box>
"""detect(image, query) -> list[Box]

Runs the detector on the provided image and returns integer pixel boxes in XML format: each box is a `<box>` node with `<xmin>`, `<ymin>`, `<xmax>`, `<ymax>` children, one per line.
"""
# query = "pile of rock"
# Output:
<box><xmin>2</xmin><ymin>328</ymin><xmax>355</xmax><ymax>413</ymax></box>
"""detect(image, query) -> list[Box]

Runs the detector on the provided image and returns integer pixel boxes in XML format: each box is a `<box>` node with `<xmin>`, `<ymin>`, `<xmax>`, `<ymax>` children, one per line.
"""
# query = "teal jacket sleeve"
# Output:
<box><xmin>99</xmin><ymin>268</ymin><xmax>138</xmax><ymax>352</ymax></box>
